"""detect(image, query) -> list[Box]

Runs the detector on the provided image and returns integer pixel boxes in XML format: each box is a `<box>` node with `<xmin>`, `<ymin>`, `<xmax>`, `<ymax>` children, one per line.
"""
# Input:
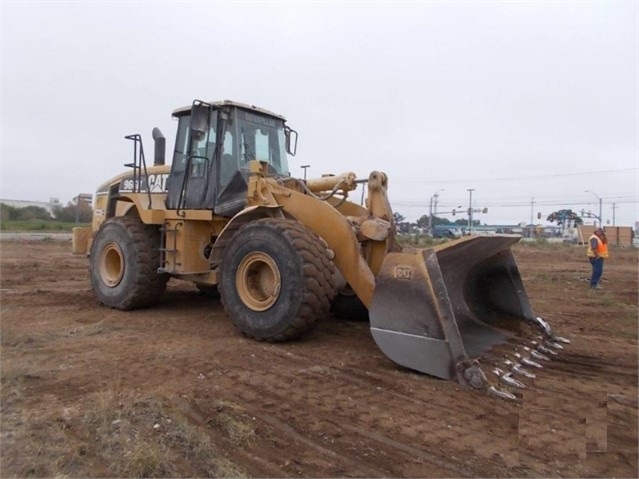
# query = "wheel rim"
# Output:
<box><xmin>236</xmin><ymin>252</ymin><xmax>281</xmax><ymax>311</ymax></box>
<box><xmin>99</xmin><ymin>242</ymin><xmax>125</xmax><ymax>287</ymax></box>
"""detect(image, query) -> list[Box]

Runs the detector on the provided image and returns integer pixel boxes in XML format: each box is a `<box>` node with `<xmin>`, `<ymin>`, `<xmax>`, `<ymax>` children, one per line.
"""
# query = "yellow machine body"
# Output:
<box><xmin>78</xmin><ymin>100</ymin><xmax>568</xmax><ymax>400</ymax></box>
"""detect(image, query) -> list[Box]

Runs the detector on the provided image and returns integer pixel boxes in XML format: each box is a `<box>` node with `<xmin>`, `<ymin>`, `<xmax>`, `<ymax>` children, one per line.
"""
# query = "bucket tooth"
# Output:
<box><xmin>530</xmin><ymin>316</ymin><xmax>553</xmax><ymax>338</ymax></box>
<box><xmin>531</xmin><ymin>341</ymin><xmax>557</xmax><ymax>356</ymax></box>
<box><xmin>524</xmin><ymin>346</ymin><xmax>550</xmax><ymax>361</ymax></box>
<box><xmin>530</xmin><ymin>349</ymin><xmax>550</xmax><ymax>361</ymax></box>
<box><xmin>494</xmin><ymin>368</ymin><xmax>526</xmax><ymax>388</ymax></box>
<box><xmin>514</xmin><ymin>352</ymin><xmax>543</xmax><ymax>369</ymax></box>
<box><xmin>545</xmin><ymin>340</ymin><xmax>564</xmax><ymax>350</ymax></box>
<box><xmin>487</xmin><ymin>386</ymin><xmax>517</xmax><ymax>401</ymax></box>
<box><xmin>504</xmin><ymin>359</ymin><xmax>536</xmax><ymax>378</ymax></box>
<box><xmin>537</xmin><ymin>344</ymin><xmax>559</xmax><ymax>356</ymax></box>
<box><xmin>513</xmin><ymin>365</ymin><xmax>535</xmax><ymax>379</ymax></box>
<box><xmin>530</xmin><ymin>316</ymin><xmax>571</xmax><ymax>345</ymax></box>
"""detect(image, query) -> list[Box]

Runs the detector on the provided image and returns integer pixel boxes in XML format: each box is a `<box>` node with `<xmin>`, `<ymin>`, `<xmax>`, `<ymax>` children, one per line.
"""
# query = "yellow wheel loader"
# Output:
<box><xmin>77</xmin><ymin>99</ymin><xmax>568</xmax><ymax>400</ymax></box>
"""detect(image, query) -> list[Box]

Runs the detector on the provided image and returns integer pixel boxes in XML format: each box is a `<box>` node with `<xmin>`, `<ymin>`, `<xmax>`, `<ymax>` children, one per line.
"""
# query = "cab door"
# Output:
<box><xmin>166</xmin><ymin>109</ymin><xmax>218</xmax><ymax>210</ymax></box>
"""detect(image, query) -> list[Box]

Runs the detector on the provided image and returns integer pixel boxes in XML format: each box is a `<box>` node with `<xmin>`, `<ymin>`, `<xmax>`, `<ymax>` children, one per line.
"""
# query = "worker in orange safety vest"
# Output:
<box><xmin>587</xmin><ymin>228</ymin><xmax>609</xmax><ymax>289</ymax></box>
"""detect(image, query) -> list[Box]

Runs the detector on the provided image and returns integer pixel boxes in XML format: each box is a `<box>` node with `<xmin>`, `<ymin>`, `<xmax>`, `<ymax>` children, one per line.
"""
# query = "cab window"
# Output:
<box><xmin>172</xmin><ymin>112</ymin><xmax>218</xmax><ymax>175</ymax></box>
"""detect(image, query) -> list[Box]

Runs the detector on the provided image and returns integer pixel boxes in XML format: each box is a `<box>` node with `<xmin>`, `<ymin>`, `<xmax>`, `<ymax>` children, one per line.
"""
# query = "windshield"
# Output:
<box><xmin>232</xmin><ymin>109</ymin><xmax>290</xmax><ymax>177</ymax></box>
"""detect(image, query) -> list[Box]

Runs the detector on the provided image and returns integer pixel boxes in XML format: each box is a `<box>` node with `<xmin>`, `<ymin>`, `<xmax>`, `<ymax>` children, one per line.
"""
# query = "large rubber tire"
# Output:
<box><xmin>89</xmin><ymin>216</ymin><xmax>168</xmax><ymax>310</ymax></box>
<box><xmin>219</xmin><ymin>218</ymin><xmax>336</xmax><ymax>342</ymax></box>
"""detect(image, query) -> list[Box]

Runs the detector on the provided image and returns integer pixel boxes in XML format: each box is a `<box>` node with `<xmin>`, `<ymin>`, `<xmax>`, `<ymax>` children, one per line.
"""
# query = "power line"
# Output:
<box><xmin>393</xmin><ymin>167</ymin><xmax>638</xmax><ymax>184</ymax></box>
<box><xmin>393</xmin><ymin>198</ymin><xmax>639</xmax><ymax>208</ymax></box>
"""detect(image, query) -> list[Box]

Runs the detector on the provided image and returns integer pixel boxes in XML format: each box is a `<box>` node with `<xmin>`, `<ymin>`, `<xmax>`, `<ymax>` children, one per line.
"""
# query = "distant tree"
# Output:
<box><xmin>414</xmin><ymin>215</ymin><xmax>426</xmax><ymax>229</ymax></box>
<box><xmin>397</xmin><ymin>222</ymin><xmax>412</xmax><ymax>234</ymax></box>
<box><xmin>453</xmin><ymin>218</ymin><xmax>480</xmax><ymax>227</ymax></box>
<box><xmin>431</xmin><ymin>216</ymin><xmax>449</xmax><ymax>226</ymax></box>
<box><xmin>53</xmin><ymin>201</ymin><xmax>93</xmax><ymax>223</ymax></box>
<box><xmin>0</xmin><ymin>203</ymin><xmax>51</xmax><ymax>221</ymax></box>
<box><xmin>547</xmin><ymin>209</ymin><xmax>583</xmax><ymax>227</ymax></box>
<box><xmin>415</xmin><ymin>214</ymin><xmax>457</xmax><ymax>231</ymax></box>
<box><xmin>18</xmin><ymin>206</ymin><xmax>52</xmax><ymax>221</ymax></box>
<box><xmin>393</xmin><ymin>212</ymin><xmax>405</xmax><ymax>224</ymax></box>
<box><xmin>0</xmin><ymin>203</ymin><xmax>20</xmax><ymax>221</ymax></box>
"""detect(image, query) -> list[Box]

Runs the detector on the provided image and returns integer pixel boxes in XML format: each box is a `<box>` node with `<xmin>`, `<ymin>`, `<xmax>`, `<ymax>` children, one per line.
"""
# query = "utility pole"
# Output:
<box><xmin>428</xmin><ymin>189</ymin><xmax>443</xmax><ymax>235</ymax></box>
<box><xmin>301</xmin><ymin>164</ymin><xmax>310</xmax><ymax>180</ymax></box>
<box><xmin>530</xmin><ymin>196</ymin><xmax>535</xmax><ymax>232</ymax></box>
<box><xmin>598</xmin><ymin>197</ymin><xmax>602</xmax><ymax>227</ymax></box>
<box><xmin>612</xmin><ymin>203</ymin><xmax>617</xmax><ymax>226</ymax></box>
<box><xmin>428</xmin><ymin>196</ymin><xmax>433</xmax><ymax>232</ymax></box>
<box><xmin>585</xmin><ymin>190</ymin><xmax>603</xmax><ymax>227</ymax></box>
<box><xmin>467</xmin><ymin>188</ymin><xmax>475</xmax><ymax>235</ymax></box>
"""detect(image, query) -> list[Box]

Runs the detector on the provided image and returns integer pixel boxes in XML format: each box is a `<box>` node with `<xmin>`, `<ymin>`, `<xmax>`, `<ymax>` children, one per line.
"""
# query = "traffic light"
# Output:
<box><xmin>452</xmin><ymin>209</ymin><xmax>456</xmax><ymax>216</ymax></box>
<box><xmin>537</xmin><ymin>212</ymin><xmax>542</xmax><ymax>219</ymax></box>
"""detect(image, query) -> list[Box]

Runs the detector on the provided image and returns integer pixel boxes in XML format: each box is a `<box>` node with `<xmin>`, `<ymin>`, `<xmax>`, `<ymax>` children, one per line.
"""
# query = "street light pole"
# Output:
<box><xmin>467</xmin><ymin>188</ymin><xmax>475</xmax><ymax>235</ymax></box>
<box><xmin>301</xmin><ymin>164</ymin><xmax>310</xmax><ymax>180</ymax></box>
<box><xmin>529</xmin><ymin>196</ymin><xmax>536</xmax><ymax>238</ymax></box>
<box><xmin>585</xmin><ymin>190</ymin><xmax>603</xmax><ymax>227</ymax></box>
<box><xmin>428</xmin><ymin>189</ymin><xmax>444</xmax><ymax>234</ymax></box>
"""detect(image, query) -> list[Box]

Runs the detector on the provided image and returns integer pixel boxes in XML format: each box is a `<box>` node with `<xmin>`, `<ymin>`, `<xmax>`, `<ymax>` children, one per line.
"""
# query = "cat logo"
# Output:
<box><xmin>120</xmin><ymin>174</ymin><xmax>169</xmax><ymax>193</ymax></box>
<box><xmin>394</xmin><ymin>266</ymin><xmax>413</xmax><ymax>280</ymax></box>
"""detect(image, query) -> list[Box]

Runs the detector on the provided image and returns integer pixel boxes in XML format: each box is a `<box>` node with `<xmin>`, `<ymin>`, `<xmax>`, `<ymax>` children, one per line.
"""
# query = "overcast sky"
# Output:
<box><xmin>2</xmin><ymin>1</ymin><xmax>637</xmax><ymax>226</ymax></box>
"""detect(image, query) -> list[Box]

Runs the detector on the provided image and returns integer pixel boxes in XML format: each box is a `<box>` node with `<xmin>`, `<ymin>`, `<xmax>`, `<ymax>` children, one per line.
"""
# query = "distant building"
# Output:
<box><xmin>73</xmin><ymin>193</ymin><xmax>93</xmax><ymax>206</ymax></box>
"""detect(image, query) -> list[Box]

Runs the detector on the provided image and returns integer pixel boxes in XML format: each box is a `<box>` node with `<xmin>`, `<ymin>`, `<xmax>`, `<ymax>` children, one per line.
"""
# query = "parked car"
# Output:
<box><xmin>431</xmin><ymin>226</ymin><xmax>462</xmax><ymax>239</ymax></box>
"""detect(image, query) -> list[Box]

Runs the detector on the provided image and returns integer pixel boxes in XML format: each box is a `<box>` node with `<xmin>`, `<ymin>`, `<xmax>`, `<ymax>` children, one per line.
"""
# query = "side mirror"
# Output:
<box><xmin>285</xmin><ymin>126</ymin><xmax>298</xmax><ymax>156</ymax></box>
<box><xmin>190</xmin><ymin>103</ymin><xmax>210</xmax><ymax>139</ymax></box>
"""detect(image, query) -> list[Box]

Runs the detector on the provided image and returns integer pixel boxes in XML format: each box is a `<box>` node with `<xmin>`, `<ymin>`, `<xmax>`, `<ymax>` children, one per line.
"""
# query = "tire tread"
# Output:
<box><xmin>220</xmin><ymin>218</ymin><xmax>336</xmax><ymax>341</ymax></box>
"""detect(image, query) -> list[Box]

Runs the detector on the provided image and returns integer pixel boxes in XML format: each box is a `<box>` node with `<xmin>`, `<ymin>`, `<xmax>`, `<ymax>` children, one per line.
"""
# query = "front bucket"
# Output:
<box><xmin>369</xmin><ymin>235</ymin><xmax>534</xmax><ymax>384</ymax></box>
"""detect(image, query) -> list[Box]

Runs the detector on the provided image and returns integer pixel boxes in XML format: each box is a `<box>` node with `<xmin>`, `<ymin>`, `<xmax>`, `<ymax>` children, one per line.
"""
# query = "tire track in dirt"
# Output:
<box><xmin>180</xmin><ymin>347</ymin><xmax>516</xmax><ymax>476</ymax></box>
<box><xmin>211</xmin><ymin>369</ymin><xmax>473</xmax><ymax>477</ymax></box>
<box><xmin>202</xmin><ymin>337</ymin><xmax>632</xmax><ymax>477</ymax></box>
<box><xmin>25</xmin><ymin>322</ymin><xmax>630</xmax><ymax>477</ymax></box>
<box><xmin>136</xmin><ymin>343</ymin><xmax>479</xmax><ymax>476</ymax></box>
<box><xmin>8</xmin><ymin>280</ymin><xmax>628</xmax><ymax>478</ymax></box>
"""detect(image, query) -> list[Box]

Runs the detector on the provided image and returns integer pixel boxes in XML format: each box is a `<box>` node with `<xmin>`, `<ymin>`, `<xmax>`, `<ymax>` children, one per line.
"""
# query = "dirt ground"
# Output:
<box><xmin>1</xmin><ymin>237</ymin><xmax>637</xmax><ymax>478</ymax></box>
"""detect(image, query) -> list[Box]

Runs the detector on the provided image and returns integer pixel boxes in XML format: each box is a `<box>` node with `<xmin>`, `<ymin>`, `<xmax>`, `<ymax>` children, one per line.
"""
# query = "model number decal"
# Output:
<box><xmin>119</xmin><ymin>174</ymin><xmax>169</xmax><ymax>193</ymax></box>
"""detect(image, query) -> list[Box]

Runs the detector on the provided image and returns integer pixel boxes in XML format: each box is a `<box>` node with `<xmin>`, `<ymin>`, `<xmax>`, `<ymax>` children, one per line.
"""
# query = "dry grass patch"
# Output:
<box><xmin>81</xmin><ymin>389</ymin><xmax>247</xmax><ymax>478</ymax></box>
<box><xmin>210</xmin><ymin>399</ymin><xmax>257</xmax><ymax>446</ymax></box>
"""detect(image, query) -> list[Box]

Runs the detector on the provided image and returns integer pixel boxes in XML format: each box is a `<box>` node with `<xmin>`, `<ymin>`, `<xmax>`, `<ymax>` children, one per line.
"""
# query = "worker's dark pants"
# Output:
<box><xmin>589</xmin><ymin>257</ymin><xmax>604</xmax><ymax>288</ymax></box>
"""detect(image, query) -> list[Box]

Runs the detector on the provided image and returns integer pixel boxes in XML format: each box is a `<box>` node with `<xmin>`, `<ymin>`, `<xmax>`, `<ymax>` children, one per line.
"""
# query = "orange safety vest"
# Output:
<box><xmin>587</xmin><ymin>235</ymin><xmax>609</xmax><ymax>259</ymax></box>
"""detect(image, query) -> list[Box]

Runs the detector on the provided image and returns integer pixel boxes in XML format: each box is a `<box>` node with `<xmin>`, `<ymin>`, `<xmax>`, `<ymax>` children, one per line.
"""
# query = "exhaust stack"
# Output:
<box><xmin>152</xmin><ymin>127</ymin><xmax>165</xmax><ymax>166</ymax></box>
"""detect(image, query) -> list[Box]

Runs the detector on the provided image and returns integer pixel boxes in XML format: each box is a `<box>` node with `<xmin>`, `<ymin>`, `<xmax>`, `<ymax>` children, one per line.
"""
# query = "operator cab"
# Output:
<box><xmin>166</xmin><ymin>100</ymin><xmax>297</xmax><ymax>216</ymax></box>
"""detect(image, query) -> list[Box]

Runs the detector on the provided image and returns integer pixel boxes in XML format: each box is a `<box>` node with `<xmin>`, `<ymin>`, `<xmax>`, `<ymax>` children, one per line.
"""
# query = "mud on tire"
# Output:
<box><xmin>89</xmin><ymin>216</ymin><xmax>168</xmax><ymax>310</ymax></box>
<box><xmin>219</xmin><ymin>218</ymin><xmax>336</xmax><ymax>341</ymax></box>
